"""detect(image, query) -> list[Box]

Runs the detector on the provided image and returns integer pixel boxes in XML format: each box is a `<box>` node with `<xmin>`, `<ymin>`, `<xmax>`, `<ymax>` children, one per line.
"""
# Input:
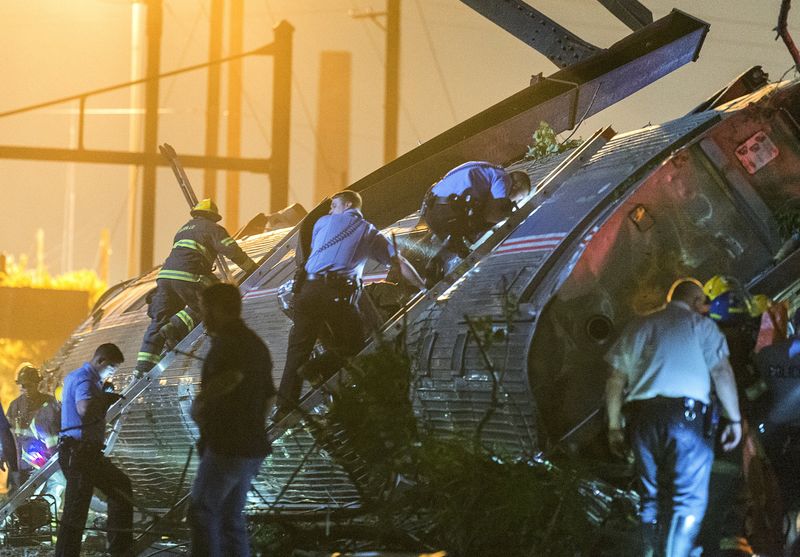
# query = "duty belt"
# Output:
<box><xmin>305</xmin><ymin>273</ymin><xmax>359</xmax><ymax>286</ymax></box>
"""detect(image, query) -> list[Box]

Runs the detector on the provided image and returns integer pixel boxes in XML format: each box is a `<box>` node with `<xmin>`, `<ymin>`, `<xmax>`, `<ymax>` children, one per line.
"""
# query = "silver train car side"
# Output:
<box><xmin>40</xmin><ymin>78</ymin><xmax>800</xmax><ymax>515</ymax></box>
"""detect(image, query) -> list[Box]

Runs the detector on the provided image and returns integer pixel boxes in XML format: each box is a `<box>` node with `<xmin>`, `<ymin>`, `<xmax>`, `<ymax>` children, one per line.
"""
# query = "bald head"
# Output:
<box><xmin>668</xmin><ymin>278</ymin><xmax>709</xmax><ymax>314</ymax></box>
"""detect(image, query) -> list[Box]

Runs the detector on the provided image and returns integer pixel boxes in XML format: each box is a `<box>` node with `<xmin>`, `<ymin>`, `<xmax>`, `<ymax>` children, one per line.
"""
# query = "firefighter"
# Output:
<box><xmin>135</xmin><ymin>199</ymin><xmax>258</xmax><ymax>377</ymax></box>
<box><xmin>6</xmin><ymin>363</ymin><xmax>60</xmax><ymax>489</ymax></box>
<box><xmin>420</xmin><ymin>161</ymin><xmax>530</xmax><ymax>285</ymax></box>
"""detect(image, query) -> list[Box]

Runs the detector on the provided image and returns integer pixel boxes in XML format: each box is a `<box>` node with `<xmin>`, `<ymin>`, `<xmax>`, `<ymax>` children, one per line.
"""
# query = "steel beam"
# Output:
<box><xmin>0</xmin><ymin>145</ymin><xmax>270</xmax><ymax>172</ymax></box>
<box><xmin>460</xmin><ymin>0</ymin><xmax>599</xmax><ymax>68</ymax></box>
<box><xmin>596</xmin><ymin>0</ymin><xmax>653</xmax><ymax>31</ymax></box>
<box><xmin>350</xmin><ymin>10</ymin><xmax>710</xmax><ymax>228</ymax></box>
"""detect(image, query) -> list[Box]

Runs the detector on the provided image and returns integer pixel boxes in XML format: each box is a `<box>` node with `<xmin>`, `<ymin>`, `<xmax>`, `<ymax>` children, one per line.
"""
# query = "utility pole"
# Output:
<box><xmin>204</xmin><ymin>0</ymin><xmax>224</xmax><ymax>200</ymax></box>
<box><xmin>350</xmin><ymin>0</ymin><xmax>401</xmax><ymax>164</ymax></box>
<box><xmin>269</xmin><ymin>21</ymin><xmax>294</xmax><ymax>212</ymax></box>
<box><xmin>226</xmin><ymin>0</ymin><xmax>244</xmax><ymax>230</ymax></box>
<box><xmin>140</xmin><ymin>0</ymin><xmax>162</xmax><ymax>272</ymax></box>
<box><xmin>384</xmin><ymin>0</ymin><xmax>400</xmax><ymax>163</ymax></box>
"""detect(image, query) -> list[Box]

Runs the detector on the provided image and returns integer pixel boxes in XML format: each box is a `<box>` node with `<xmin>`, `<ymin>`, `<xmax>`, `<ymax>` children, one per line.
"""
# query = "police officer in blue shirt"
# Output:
<box><xmin>421</xmin><ymin>161</ymin><xmax>531</xmax><ymax>284</ymax></box>
<box><xmin>55</xmin><ymin>343</ymin><xmax>133</xmax><ymax>557</ymax></box>
<box><xmin>274</xmin><ymin>190</ymin><xmax>424</xmax><ymax>420</ymax></box>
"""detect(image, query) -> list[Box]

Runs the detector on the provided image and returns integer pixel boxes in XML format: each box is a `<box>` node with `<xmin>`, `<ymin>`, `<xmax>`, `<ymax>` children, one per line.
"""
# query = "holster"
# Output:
<box><xmin>57</xmin><ymin>437</ymin><xmax>103</xmax><ymax>470</ymax></box>
<box><xmin>704</xmin><ymin>395</ymin><xmax>720</xmax><ymax>439</ymax></box>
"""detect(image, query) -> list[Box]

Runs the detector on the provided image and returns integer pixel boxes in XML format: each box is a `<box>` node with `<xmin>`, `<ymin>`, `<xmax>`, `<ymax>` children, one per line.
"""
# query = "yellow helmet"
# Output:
<box><xmin>191</xmin><ymin>198</ymin><xmax>222</xmax><ymax>222</ymax></box>
<box><xmin>747</xmin><ymin>294</ymin><xmax>771</xmax><ymax>317</ymax></box>
<box><xmin>703</xmin><ymin>275</ymin><xmax>733</xmax><ymax>301</ymax></box>
<box><xmin>54</xmin><ymin>385</ymin><xmax>63</xmax><ymax>403</ymax></box>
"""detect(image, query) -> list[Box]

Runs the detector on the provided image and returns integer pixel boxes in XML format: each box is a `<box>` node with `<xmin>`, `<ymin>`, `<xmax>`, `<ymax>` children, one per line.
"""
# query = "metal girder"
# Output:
<box><xmin>352</xmin><ymin>9</ymin><xmax>709</xmax><ymax>229</ymax></box>
<box><xmin>0</xmin><ymin>145</ymin><xmax>270</xmax><ymax>173</ymax></box>
<box><xmin>459</xmin><ymin>0</ymin><xmax>599</xmax><ymax>68</ymax></box>
<box><xmin>596</xmin><ymin>0</ymin><xmax>653</xmax><ymax>31</ymax></box>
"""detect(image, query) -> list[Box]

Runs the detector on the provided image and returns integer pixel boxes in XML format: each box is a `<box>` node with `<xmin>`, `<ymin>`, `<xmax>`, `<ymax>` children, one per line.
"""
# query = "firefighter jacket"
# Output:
<box><xmin>7</xmin><ymin>393</ymin><xmax>60</xmax><ymax>469</ymax></box>
<box><xmin>158</xmin><ymin>216</ymin><xmax>256</xmax><ymax>284</ymax></box>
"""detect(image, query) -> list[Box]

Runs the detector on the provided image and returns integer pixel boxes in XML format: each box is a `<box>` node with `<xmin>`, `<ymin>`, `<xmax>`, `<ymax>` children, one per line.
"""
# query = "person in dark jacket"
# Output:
<box><xmin>135</xmin><ymin>199</ymin><xmax>258</xmax><ymax>376</ymax></box>
<box><xmin>190</xmin><ymin>283</ymin><xmax>275</xmax><ymax>557</ymax></box>
<box><xmin>7</xmin><ymin>363</ymin><xmax>60</xmax><ymax>488</ymax></box>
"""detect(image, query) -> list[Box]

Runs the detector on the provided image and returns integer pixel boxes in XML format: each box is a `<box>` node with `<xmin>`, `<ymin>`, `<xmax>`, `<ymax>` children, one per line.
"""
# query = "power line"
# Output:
<box><xmin>413</xmin><ymin>0</ymin><xmax>458</xmax><ymax>124</ymax></box>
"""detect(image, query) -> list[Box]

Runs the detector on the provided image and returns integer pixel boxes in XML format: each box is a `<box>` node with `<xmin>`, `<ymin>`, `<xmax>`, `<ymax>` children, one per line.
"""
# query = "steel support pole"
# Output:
<box><xmin>226</xmin><ymin>0</ymin><xmax>244</xmax><ymax>230</ymax></box>
<box><xmin>384</xmin><ymin>0</ymin><xmax>400</xmax><ymax>163</ymax></box>
<box><xmin>140</xmin><ymin>0</ymin><xmax>162</xmax><ymax>272</ymax></box>
<box><xmin>204</xmin><ymin>0</ymin><xmax>224</xmax><ymax>200</ymax></box>
<box><xmin>270</xmin><ymin>21</ymin><xmax>294</xmax><ymax>212</ymax></box>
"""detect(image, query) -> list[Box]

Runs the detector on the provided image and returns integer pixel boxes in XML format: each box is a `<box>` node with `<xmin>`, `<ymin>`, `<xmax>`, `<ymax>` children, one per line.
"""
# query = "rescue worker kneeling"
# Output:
<box><xmin>420</xmin><ymin>161</ymin><xmax>530</xmax><ymax>286</ymax></box>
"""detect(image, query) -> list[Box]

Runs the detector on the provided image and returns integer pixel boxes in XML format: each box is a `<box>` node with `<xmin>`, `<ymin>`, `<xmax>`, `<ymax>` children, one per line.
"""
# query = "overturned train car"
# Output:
<box><xmin>35</xmin><ymin>79</ymin><xmax>800</xmax><ymax>517</ymax></box>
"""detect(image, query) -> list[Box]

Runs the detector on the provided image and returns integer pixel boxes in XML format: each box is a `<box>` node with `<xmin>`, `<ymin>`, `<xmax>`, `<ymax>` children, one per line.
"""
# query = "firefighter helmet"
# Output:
<box><xmin>15</xmin><ymin>363</ymin><xmax>41</xmax><ymax>386</ymax></box>
<box><xmin>747</xmin><ymin>294</ymin><xmax>772</xmax><ymax>317</ymax></box>
<box><xmin>190</xmin><ymin>198</ymin><xmax>222</xmax><ymax>222</ymax></box>
<box><xmin>708</xmin><ymin>291</ymin><xmax>748</xmax><ymax>324</ymax></box>
<box><xmin>703</xmin><ymin>275</ymin><xmax>734</xmax><ymax>301</ymax></box>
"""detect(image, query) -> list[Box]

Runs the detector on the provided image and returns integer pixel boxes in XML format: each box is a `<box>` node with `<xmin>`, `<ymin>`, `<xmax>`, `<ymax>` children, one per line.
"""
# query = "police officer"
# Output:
<box><xmin>7</xmin><ymin>363</ymin><xmax>60</xmax><ymax>488</ymax></box>
<box><xmin>56</xmin><ymin>343</ymin><xmax>131</xmax><ymax>557</ymax></box>
<box><xmin>421</xmin><ymin>161</ymin><xmax>531</xmax><ymax>283</ymax></box>
<box><xmin>274</xmin><ymin>190</ymin><xmax>424</xmax><ymax>420</ymax></box>
<box><xmin>605</xmin><ymin>279</ymin><xmax>742</xmax><ymax>557</ymax></box>
<box><xmin>135</xmin><ymin>198</ymin><xmax>258</xmax><ymax>376</ymax></box>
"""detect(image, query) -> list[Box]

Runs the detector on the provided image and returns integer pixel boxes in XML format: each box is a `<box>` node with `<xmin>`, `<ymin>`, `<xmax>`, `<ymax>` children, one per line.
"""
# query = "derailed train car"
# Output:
<box><xmin>26</xmin><ymin>77</ymin><xmax>800</xmax><ymax>525</ymax></box>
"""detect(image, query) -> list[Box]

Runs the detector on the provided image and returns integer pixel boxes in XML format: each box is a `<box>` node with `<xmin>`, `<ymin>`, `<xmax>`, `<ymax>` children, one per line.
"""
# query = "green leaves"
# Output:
<box><xmin>526</xmin><ymin>121</ymin><xmax>582</xmax><ymax>161</ymax></box>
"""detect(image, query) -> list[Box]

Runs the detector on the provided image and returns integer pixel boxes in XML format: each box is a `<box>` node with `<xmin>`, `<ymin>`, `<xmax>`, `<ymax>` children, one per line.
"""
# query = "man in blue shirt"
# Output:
<box><xmin>421</xmin><ymin>161</ymin><xmax>531</xmax><ymax>284</ymax></box>
<box><xmin>274</xmin><ymin>190</ymin><xmax>424</xmax><ymax>420</ymax></box>
<box><xmin>55</xmin><ymin>343</ymin><xmax>133</xmax><ymax>557</ymax></box>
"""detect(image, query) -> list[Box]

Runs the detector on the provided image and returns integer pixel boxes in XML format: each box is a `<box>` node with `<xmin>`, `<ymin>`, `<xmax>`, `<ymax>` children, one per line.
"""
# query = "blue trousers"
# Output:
<box><xmin>627</xmin><ymin>397</ymin><xmax>714</xmax><ymax>555</ymax></box>
<box><xmin>190</xmin><ymin>449</ymin><xmax>264</xmax><ymax>557</ymax></box>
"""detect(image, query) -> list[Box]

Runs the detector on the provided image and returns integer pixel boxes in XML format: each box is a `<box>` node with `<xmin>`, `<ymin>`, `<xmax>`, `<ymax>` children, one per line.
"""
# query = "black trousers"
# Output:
<box><xmin>136</xmin><ymin>278</ymin><xmax>204</xmax><ymax>372</ymax></box>
<box><xmin>277</xmin><ymin>279</ymin><xmax>364</xmax><ymax>410</ymax></box>
<box><xmin>55</xmin><ymin>443</ymin><xmax>133</xmax><ymax>557</ymax></box>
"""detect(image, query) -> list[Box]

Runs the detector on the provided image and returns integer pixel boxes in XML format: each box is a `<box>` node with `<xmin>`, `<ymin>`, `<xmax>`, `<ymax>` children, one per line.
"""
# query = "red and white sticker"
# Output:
<box><xmin>735</xmin><ymin>130</ymin><xmax>779</xmax><ymax>175</ymax></box>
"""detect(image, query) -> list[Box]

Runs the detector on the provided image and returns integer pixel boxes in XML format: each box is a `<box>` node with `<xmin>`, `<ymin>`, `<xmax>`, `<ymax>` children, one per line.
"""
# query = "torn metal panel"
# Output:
<box><xmin>354</xmin><ymin>10</ymin><xmax>709</xmax><ymax>229</ymax></box>
<box><xmin>690</xmin><ymin>66</ymin><xmax>770</xmax><ymax>114</ymax></box>
<box><xmin>459</xmin><ymin>0</ymin><xmax>599</xmax><ymax>68</ymax></box>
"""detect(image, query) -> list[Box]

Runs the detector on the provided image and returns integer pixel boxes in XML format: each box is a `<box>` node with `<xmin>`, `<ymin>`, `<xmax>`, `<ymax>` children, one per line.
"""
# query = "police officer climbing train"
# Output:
<box><xmin>274</xmin><ymin>190</ymin><xmax>425</xmax><ymax>421</ymax></box>
<box><xmin>135</xmin><ymin>198</ymin><xmax>258</xmax><ymax>377</ymax></box>
<box><xmin>420</xmin><ymin>161</ymin><xmax>531</xmax><ymax>286</ymax></box>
